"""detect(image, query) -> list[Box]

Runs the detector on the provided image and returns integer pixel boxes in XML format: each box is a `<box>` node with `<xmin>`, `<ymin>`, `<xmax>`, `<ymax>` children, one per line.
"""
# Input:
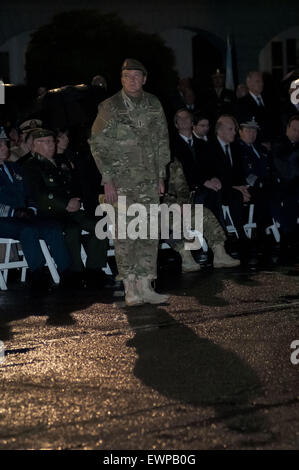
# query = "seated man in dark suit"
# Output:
<box><xmin>170</xmin><ymin>108</ymin><xmax>224</xmax><ymax>226</ymax></box>
<box><xmin>21</xmin><ymin>129</ymin><xmax>110</xmax><ymax>288</ymax></box>
<box><xmin>170</xmin><ymin>108</ymin><xmax>204</xmax><ymax>190</ymax></box>
<box><xmin>201</xmin><ymin>115</ymin><xmax>256</xmax><ymax>260</ymax></box>
<box><xmin>0</xmin><ymin>126</ymin><xmax>70</xmax><ymax>291</ymax></box>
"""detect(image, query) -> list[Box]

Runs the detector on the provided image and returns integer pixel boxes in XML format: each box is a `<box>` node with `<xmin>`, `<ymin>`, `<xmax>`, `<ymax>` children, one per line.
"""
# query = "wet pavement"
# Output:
<box><xmin>0</xmin><ymin>258</ymin><xmax>299</xmax><ymax>450</ymax></box>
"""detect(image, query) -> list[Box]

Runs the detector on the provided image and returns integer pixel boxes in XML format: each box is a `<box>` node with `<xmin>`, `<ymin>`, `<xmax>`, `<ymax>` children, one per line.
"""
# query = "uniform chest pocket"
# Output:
<box><xmin>116</xmin><ymin>123</ymin><xmax>135</xmax><ymax>140</ymax></box>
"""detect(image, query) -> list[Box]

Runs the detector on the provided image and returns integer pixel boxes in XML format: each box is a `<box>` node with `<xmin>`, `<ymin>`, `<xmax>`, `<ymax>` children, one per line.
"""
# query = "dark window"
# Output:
<box><xmin>271</xmin><ymin>41</ymin><xmax>283</xmax><ymax>67</ymax></box>
<box><xmin>286</xmin><ymin>38</ymin><xmax>296</xmax><ymax>71</ymax></box>
<box><xmin>0</xmin><ymin>52</ymin><xmax>10</xmax><ymax>82</ymax></box>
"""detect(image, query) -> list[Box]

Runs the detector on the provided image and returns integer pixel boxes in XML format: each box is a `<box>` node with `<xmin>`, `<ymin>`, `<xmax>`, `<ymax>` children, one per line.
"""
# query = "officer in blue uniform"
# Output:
<box><xmin>0</xmin><ymin>126</ymin><xmax>70</xmax><ymax>290</ymax></box>
<box><xmin>238</xmin><ymin>118</ymin><xmax>279</xmax><ymax>257</ymax></box>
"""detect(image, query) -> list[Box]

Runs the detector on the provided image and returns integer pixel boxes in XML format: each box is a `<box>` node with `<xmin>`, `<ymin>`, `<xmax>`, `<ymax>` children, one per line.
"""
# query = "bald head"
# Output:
<box><xmin>246</xmin><ymin>71</ymin><xmax>264</xmax><ymax>96</ymax></box>
<box><xmin>215</xmin><ymin>115</ymin><xmax>237</xmax><ymax>144</ymax></box>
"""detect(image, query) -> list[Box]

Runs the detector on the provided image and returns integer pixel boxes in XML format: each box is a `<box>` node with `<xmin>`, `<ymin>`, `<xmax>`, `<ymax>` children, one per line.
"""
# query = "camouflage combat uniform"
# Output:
<box><xmin>90</xmin><ymin>89</ymin><xmax>170</xmax><ymax>280</ymax></box>
<box><xmin>164</xmin><ymin>158</ymin><xmax>226</xmax><ymax>250</ymax></box>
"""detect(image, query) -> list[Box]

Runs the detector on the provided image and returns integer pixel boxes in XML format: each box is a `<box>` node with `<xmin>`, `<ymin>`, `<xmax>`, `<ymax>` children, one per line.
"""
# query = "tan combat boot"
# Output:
<box><xmin>212</xmin><ymin>242</ymin><xmax>240</xmax><ymax>268</ymax></box>
<box><xmin>123</xmin><ymin>275</ymin><xmax>144</xmax><ymax>306</ymax></box>
<box><xmin>138</xmin><ymin>277</ymin><xmax>169</xmax><ymax>304</ymax></box>
<box><xmin>179</xmin><ymin>249</ymin><xmax>201</xmax><ymax>272</ymax></box>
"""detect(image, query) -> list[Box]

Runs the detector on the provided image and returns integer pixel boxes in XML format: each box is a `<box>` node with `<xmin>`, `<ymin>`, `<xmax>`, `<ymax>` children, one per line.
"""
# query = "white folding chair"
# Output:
<box><xmin>39</xmin><ymin>239</ymin><xmax>60</xmax><ymax>284</ymax></box>
<box><xmin>266</xmin><ymin>218</ymin><xmax>281</xmax><ymax>243</ymax></box>
<box><xmin>0</xmin><ymin>238</ymin><xmax>60</xmax><ymax>290</ymax></box>
<box><xmin>222</xmin><ymin>204</ymin><xmax>257</xmax><ymax>239</ymax></box>
<box><xmin>0</xmin><ymin>238</ymin><xmax>28</xmax><ymax>286</ymax></box>
<box><xmin>222</xmin><ymin>205</ymin><xmax>239</xmax><ymax>238</ymax></box>
<box><xmin>243</xmin><ymin>204</ymin><xmax>257</xmax><ymax>239</ymax></box>
<box><xmin>0</xmin><ymin>270</ymin><xmax>8</xmax><ymax>290</ymax></box>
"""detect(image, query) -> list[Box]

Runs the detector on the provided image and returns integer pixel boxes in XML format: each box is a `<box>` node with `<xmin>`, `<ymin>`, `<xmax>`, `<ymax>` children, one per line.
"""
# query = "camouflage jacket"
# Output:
<box><xmin>89</xmin><ymin>89</ymin><xmax>170</xmax><ymax>190</ymax></box>
<box><xmin>165</xmin><ymin>158</ymin><xmax>192</xmax><ymax>205</ymax></box>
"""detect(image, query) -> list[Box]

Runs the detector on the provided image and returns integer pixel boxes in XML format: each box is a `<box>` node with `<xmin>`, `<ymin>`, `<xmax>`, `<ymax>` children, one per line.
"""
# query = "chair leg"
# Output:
<box><xmin>17</xmin><ymin>244</ymin><xmax>28</xmax><ymax>282</ymax></box>
<box><xmin>3</xmin><ymin>240</ymin><xmax>12</xmax><ymax>283</ymax></box>
<box><xmin>243</xmin><ymin>204</ymin><xmax>256</xmax><ymax>239</ymax></box>
<box><xmin>266</xmin><ymin>219</ymin><xmax>280</xmax><ymax>243</ymax></box>
<box><xmin>0</xmin><ymin>271</ymin><xmax>7</xmax><ymax>290</ymax></box>
<box><xmin>0</xmin><ymin>239</ymin><xmax>29</xmax><ymax>288</ymax></box>
<box><xmin>222</xmin><ymin>205</ymin><xmax>239</xmax><ymax>238</ymax></box>
<box><xmin>39</xmin><ymin>240</ymin><xmax>60</xmax><ymax>284</ymax></box>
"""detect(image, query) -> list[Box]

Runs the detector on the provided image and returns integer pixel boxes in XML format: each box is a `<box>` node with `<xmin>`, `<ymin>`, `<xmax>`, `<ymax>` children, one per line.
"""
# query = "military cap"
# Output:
<box><xmin>121</xmin><ymin>58</ymin><xmax>147</xmax><ymax>75</ymax></box>
<box><xmin>30</xmin><ymin>129</ymin><xmax>55</xmax><ymax>141</ymax></box>
<box><xmin>19</xmin><ymin>119</ymin><xmax>43</xmax><ymax>133</ymax></box>
<box><xmin>0</xmin><ymin>126</ymin><xmax>9</xmax><ymax>140</ymax></box>
<box><xmin>240</xmin><ymin>117</ymin><xmax>260</xmax><ymax>129</ymax></box>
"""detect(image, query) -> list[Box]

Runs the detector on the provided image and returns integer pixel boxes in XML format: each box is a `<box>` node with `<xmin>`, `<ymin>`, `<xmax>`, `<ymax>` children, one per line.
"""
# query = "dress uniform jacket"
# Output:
<box><xmin>22</xmin><ymin>153</ymin><xmax>107</xmax><ymax>273</ymax></box>
<box><xmin>22</xmin><ymin>153</ymin><xmax>80</xmax><ymax>219</ymax></box>
<box><xmin>0</xmin><ymin>161</ymin><xmax>70</xmax><ymax>273</ymax></box>
<box><xmin>237</xmin><ymin>139</ymin><xmax>273</xmax><ymax>188</ymax></box>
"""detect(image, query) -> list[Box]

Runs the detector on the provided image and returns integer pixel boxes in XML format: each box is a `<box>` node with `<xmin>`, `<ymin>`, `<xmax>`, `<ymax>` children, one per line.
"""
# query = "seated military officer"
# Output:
<box><xmin>238</xmin><ymin>118</ymin><xmax>280</xmax><ymax>260</ymax></box>
<box><xmin>0</xmin><ymin>126</ymin><xmax>70</xmax><ymax>291</ymax></box>
<box><xmin>164</xmin><ymin>158</ymin><xmax>240</xmax><ymax>270</ymax></box>
<box><xmin>21</xmin><ymin>129</ymin><xmax>110</xmax><ymax>288</ymax></box>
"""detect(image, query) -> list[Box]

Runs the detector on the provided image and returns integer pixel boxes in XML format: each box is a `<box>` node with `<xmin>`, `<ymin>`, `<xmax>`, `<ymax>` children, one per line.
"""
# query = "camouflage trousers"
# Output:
<box><xmin>167</xmin><ymin>205</ymin><xmax>226</xmax><ymax>252</ymax></box>
<box><xmin>111</xmin><ymin>197</ymin><xmax>225</xmax><ymax>278</ymax></box>
<box><xmin>113</xmin><ymin>194</ymin><xmax>159</xmax><ymax>281</ymax></box>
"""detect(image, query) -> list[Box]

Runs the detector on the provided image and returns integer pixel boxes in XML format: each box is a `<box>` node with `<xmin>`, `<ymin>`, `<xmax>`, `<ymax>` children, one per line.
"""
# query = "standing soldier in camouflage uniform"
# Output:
<box><xmin>164</xmin><ymin>158</ymin><xmax>240</xmax><ymax>270</ymax></box>
<box><xmin>90</xmin><ymin>59</ymin><xmax>170</xmax><ymax>306</ymax></box>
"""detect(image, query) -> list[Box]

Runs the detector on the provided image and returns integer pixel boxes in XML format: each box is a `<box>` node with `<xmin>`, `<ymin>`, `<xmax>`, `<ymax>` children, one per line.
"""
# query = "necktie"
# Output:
<box><xmin>256</xmin><ymin>96</ymin><xmax>264</xmax><ymax>107</ymax></box>
<box><xmin>251</xmin><ymin>144</ymin><xmax>261</xmax><ymax>159</ymax></box>
<box><xmin>0</xmin><ymin>165</ymin><xmax>12</xmax><ymax>182</ymax></box>
<box><xmin>225</xmin><ymin>144</ymin><xmax>232</xmax><ymax>166</ymax></box>
<box><xmin>188</xmin><ymin>138</ymin><xmax>197</xmax><ymax>161</ymax></box>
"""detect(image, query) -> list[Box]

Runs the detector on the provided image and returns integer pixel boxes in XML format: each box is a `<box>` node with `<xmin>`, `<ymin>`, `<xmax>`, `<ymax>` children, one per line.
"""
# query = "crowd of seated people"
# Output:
<box><xmin>0</xmin><ymin>121</ymin><xmax>113</xmax><ymax>293</ymax></box>
<box><xmin>1</xmin><ymin>67</ymin><xmax>299</xmax><ymax>295</ymax></box>
<box><xmin>169</xmin><ymin>69</ymin><xmax>299</xmax><ymax>266</ymax></box>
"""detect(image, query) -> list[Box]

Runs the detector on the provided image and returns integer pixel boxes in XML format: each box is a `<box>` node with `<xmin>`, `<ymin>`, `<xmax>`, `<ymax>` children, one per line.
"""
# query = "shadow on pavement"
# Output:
<box><xmin>0</xmin><ymin>283</ymin><xmax>115</xmax><ymax>341</ymax></box>
<box><xmin>157</xmin><ymin>270</ymin><xmax>230</xmax><ymax>307</ymax></box>
<box><xmin>125</xmin><ymin>305</ymin><xmax>273</xmax><ymax>445</ymax></box>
